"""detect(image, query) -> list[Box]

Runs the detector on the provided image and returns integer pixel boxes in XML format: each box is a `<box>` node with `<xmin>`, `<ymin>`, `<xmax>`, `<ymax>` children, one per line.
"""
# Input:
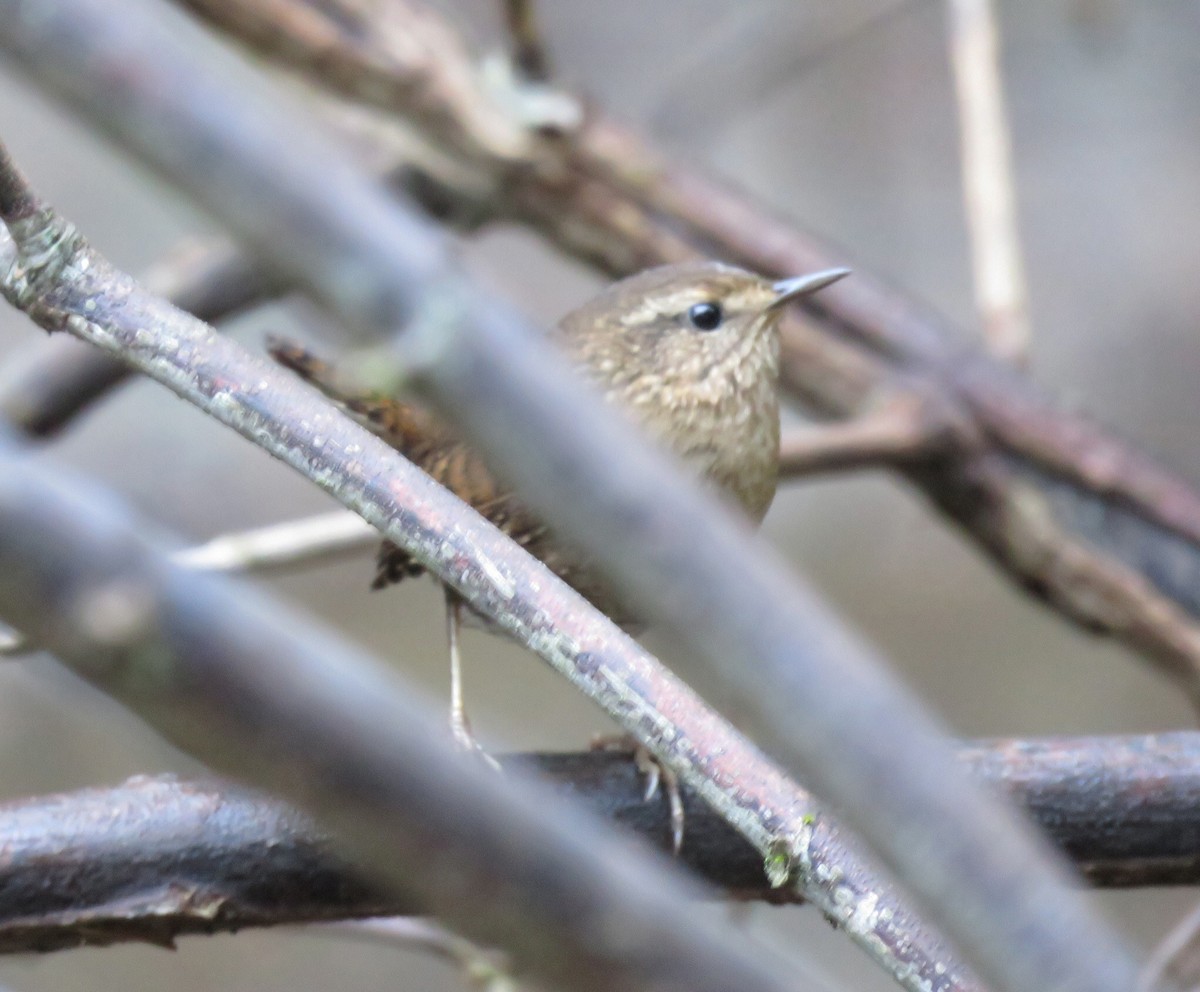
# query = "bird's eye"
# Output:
<box><xmin>687</xmin><ymin>301</ymin><xmax>723</xmax><ymax>331</ymax></box>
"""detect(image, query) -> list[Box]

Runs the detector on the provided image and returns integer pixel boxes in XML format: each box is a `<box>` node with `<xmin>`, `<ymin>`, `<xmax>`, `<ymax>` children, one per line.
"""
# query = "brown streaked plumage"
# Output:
<box><xmin>270</xmin><ymin>261</ymin><xmax>847</xmax><ymax>627</ymax></box>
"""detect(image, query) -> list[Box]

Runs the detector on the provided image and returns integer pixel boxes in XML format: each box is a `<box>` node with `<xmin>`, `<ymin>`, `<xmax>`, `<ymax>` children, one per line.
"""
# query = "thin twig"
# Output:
<box><xmin>778</xmin><ymin>400</ymin><xmax>944</xmax><ymax>478</ymax></box>
<box><xmin>175</xmin><ymin>510</ymin><xmax>377</xmax><ymax>572</ymax></box>
<box><xmin>946</xmin><ymin>0</ymin><xmax>1030</xmax><ymax>365</ymax></box>
<box><xmin>320</xmin><ymin>918</ymin><xmax>515</xmax><ymax>991</ymax></box>
<box><xmin>0</xmin><ymin>511</ymin><xmax>377</xmax><ymax>656</ymax></box>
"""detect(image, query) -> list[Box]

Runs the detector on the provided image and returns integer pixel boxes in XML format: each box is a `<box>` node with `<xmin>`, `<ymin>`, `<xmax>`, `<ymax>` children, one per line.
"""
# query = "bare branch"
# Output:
<box><xmin>175</xmin><ymin>511</ymin><xmax>377</xmax><ymax>572</ymax></box>
<box><xmin>0</xmin><ymin>6</ymin><xmax>1144</xmax><ymax>992</ymax></box>
<box><xmin>320</xmin><ymin>918</ymin><xmax>514</xmax><ymax>991</ymax></box>
<box><xmin>0</xmin><ymin>734</ymin><xmax>1198</xmax><ymax>956</ymax></box>
<box><xmin>0</xmin><ymin>511</ymin><xmax>377</xmax><ymax>657</ymax></box>
<box><xmin>778</xmin><ymin>399</ymin><xmax>946</xmax><ymax>478</ymax></box>
<box><xmin>0</xmin><ymin>236</ymin><xmax>274</xmax><ymax>436</ymax></box>
<box><xmin>182</xmin><ymin>0</ymin><xmax>534</xmax><ymax>163</ymax></box>
<box><xmin>946</xmin><ymin>0</ymin><xmax>1030</xmax><ymax>364</ymax></box>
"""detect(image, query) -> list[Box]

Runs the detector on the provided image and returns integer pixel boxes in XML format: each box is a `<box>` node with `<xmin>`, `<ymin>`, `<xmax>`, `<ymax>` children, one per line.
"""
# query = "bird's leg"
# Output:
<box><xmin>446</xmin><ymin>588</ymin><xmax>468</xmax><ymax>745</ymax></box>
<box><xmin>445</xmin><ymin>587</ymin><xmax>501</xmax><ymax>773</ymax></box>
<box><xmin>590</xmin><ymin>734</ymin><xmax>685</xmax><ymax>854</ymax></box>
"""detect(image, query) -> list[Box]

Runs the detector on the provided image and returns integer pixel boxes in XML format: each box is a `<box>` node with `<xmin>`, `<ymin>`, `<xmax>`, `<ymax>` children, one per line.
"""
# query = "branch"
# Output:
<box><xmin>778</xmin><ymin>399</ymin><xmax>945</xmax><ymax>478</ymax></box>
<box><xmin>174</xmin><ymin>511</ymin><xmax>377</xmax><ymax>572</ymax></box>
<box><xmin>0</xmin><ymin>511</ymin><xmax>377</xmax><ymax>657</ymax></box>
<box><xmin>0</xmin><ymin>237</ymin><xmax>274</xmax><ymax>436</ymax></box>
<box><xmin>320</xmin><ymin>918</ymin><xmax>514</xmax><ymax>991</ymax></box>
<box><xmin>0</xmin><ymin>6</ymin><xmax>1143</xmax><ymax>992</ymax></box>
<box><xmin>2</xmin><ymin>732</ymin><xmax>1199</xmax><ymax>955</ymax></box>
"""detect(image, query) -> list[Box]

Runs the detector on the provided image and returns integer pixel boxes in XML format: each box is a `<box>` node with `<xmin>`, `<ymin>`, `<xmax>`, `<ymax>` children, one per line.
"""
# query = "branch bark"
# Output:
<box><xmin>2</xmin><ymin>732</ymin><xmax>1199</xmax><ymax>955</ymax></box>
<box><xmin>2</xmin><ymin>734</ymin><xmax>1200</xmax><ymax>959</ymax></box>
<box><xmin>0</xmin><ymin>237</ymin><xmax>274</xmax><ymax>435</ymax></box>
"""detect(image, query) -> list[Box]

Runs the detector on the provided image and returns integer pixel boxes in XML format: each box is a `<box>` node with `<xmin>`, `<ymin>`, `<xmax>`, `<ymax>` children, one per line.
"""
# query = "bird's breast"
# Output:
<box><xmin>613</xmin><ymin>365</ymin><xmax>780</xmax><ymax>524</ymax></box>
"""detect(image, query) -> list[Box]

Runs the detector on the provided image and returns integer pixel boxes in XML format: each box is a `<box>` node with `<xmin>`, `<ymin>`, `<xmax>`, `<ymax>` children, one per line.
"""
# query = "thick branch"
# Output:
<box><xmin>3</xmin><ymin>732</ymin><xmax>1199</xmax><ymax>955</ymax></box>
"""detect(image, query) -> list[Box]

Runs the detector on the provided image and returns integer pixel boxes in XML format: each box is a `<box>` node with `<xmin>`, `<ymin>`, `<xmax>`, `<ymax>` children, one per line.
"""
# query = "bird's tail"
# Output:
<box><xmin>266</xmin><ymin>335</ymin><xmax>386</xmax><ymax>422</ymax></box>
<box><xmin>265</xmin><ymin>335</ymin><xmax>443</xmax><ymax>454</ymax></box>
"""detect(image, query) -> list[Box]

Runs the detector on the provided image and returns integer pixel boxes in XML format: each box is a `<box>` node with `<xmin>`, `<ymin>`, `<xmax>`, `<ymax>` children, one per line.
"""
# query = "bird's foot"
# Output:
<box><xmin>590</xmin><ymin>733</ymin><xmax>684</xmax><ymax>854</ymax></box>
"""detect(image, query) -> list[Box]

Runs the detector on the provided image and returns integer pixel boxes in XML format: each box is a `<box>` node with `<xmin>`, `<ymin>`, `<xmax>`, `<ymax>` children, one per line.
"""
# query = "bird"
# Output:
<box><xmin>269</xmin><ymin>260</ymin><xmax>848</xmax><ymax>796</ymax></box>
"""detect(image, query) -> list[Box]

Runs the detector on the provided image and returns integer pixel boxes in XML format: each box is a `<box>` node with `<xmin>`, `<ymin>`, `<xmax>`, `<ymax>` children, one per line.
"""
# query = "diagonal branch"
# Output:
<box><xmin>0</xmin><ymin>236</ymin><xmax>274</xmax><ymax>435</ymax></box>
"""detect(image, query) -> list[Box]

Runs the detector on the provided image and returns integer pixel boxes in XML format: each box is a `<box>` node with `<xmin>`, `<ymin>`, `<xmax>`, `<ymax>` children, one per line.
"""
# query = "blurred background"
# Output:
<box><xmin>0</xmin><ymin>1</ymin><xmax>1197</xmax><ymax>989</ymax></box>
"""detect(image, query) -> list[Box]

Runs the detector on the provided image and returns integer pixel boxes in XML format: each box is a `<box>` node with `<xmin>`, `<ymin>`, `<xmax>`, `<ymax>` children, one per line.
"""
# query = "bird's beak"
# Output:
<box><xmin>769</xmin><ymin>268</ymin><xmax>851</xmax><ymax>309</ymax></box>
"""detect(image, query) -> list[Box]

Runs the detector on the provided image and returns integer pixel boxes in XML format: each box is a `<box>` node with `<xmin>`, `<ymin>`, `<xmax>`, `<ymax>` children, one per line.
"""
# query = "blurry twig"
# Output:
<box><xmin>778</xmin><ymin>399</ymin><xmax>946</xmax><ymax>478</ymax></box>
<box><xmin>1139</xmin><ymin>900</ymin><xmax>1200</xmax><ymax>992</ymax></box>
<box><xmin>946</xmin><ymin>0</ymin><xmax>1030</xmax><ymax>364</ymax></box>
<box><xmin>174</xmin><ymin>510</ymin><xmax>377</xmax><ymax>572</ymax></box>
<box><xmin>499</xmin><ymin>0</ymin><xmax>549</xmax><ymax>82</ymax></box>
<box><xmin>322</xmin><ymin>918</ymin><xmax>515</xmax><ymax>992</ymax></box>
<box><xmin>0</xmin><ymin>511</ymin><xmax>376</xmax><ymax>656</ymax></box>
<box><xmin>181</xmin><ymin>0</ymin><xmax>534</xmax><ymax>163</ymax></box>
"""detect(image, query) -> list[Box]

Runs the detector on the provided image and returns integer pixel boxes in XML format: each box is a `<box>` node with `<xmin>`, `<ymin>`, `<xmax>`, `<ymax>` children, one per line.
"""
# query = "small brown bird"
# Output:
<box><xmin>270</xmin><ymin>261</ymin><xmax>847</xmax><ymax>754</ymax></box>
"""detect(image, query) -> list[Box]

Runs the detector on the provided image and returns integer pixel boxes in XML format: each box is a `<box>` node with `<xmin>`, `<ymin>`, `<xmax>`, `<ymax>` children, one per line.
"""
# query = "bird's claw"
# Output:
<box><xmin>591</xmin><ymin>734</ymin><xmax>685</xmax><ymax>855</ymax></box>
